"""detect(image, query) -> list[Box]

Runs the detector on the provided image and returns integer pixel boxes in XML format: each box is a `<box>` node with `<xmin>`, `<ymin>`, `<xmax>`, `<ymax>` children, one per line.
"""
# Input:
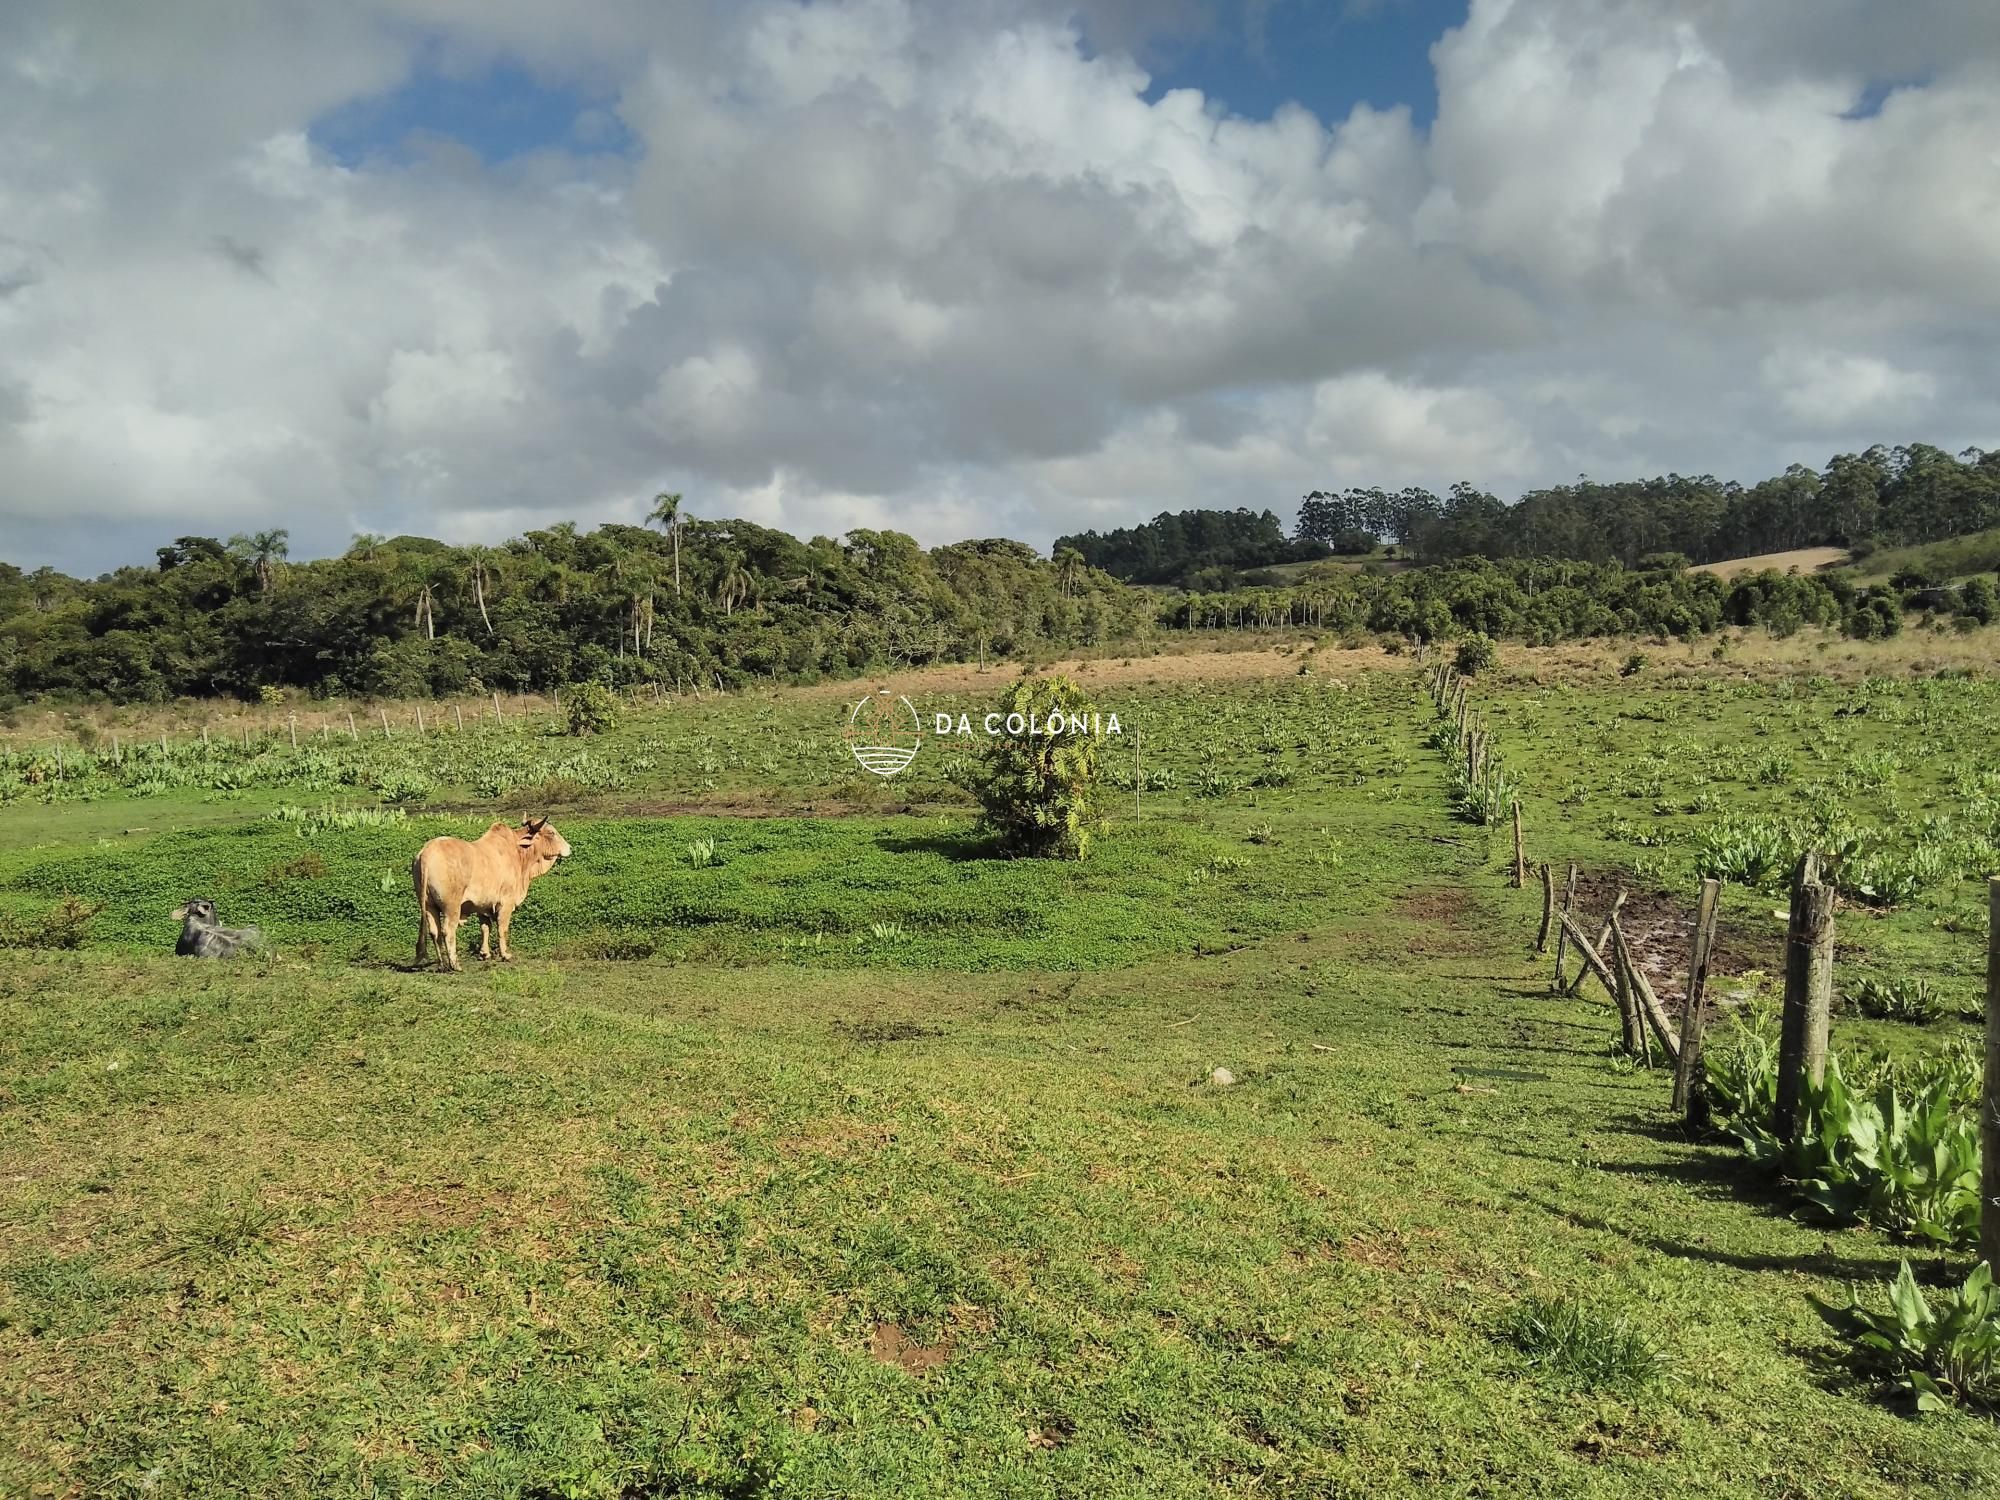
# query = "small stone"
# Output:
<box><xmin>1207</xmin><ymin>1067</ymin><xmax>1236</xmax><ymax>1087</ymax></box>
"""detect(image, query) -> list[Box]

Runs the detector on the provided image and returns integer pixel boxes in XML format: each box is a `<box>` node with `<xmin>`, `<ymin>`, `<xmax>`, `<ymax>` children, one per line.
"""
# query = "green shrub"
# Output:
<box><xmin>959</xmin><ymin>675</ymin><xmax>1105</xmax><ymax>859</ymax></box>
<box><xmin>1707</xmin><ymin>1011</ymin><xmax>1981</xmax><ymax>1247</ymax></box>
<box><xmin>565</xmin><ymin>681</ymin><xmax>618</xmax><ymax>736</ymax></box>
<box><xmin>1818</xmin><ymin>1260</ymin><xmax>2000</xmax><ymax>1412</ymax></box>
<box><xmin>1619</xmin><ymin>651</ymin><xmax>1648</xmax><ymax>677</ymax></box>
<box><xmin>1846</xmin><ymin>976</ymin><xmax>1951</xmax><ymax>1025</ymax></box>
<box><xmin>0</xmin><ymin>894</ymin><xmax>103</xmax><ymax>950</ymax></box>
<box><xmin>1453</xmin><ymin>633</ymin><xmax>1497</xmax><ymax>676</ymax></box>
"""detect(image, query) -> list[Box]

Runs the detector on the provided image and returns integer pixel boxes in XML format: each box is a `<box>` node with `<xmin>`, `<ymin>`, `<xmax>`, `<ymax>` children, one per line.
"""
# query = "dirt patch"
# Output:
<box><xmin>358</xmin><ymin>1182</ymin><xmax>510</xmax><ymax>1232</ymax></box>
<box><xmin>835</xmin><ymin>1020</ymin><xmax>943</xmax><ymax>1044</ymax></box>
<box><xmin>1564</xmin><ymin>871</ymin><xmax>1780</xmax><ymax>1007</ymax></box>
<box><xmin>1390</xmin><ymin>885</ymin><xmax>1487</xmax><ymax>957</ymax></box>
<box><xmin>868</xmin><ymin>1321</ymin><xmax>951</xmax><ymax>1374</ymax></box>
<box><xmin>1689</xmin><ymin>546</ymin><xmax>1848</xmax><ymax>580</ymax></box>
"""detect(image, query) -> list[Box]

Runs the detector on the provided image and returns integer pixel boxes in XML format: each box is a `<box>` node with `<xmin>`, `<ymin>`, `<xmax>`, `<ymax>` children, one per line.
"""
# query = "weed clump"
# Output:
<box><xmin>1499</xmin><ymin>1294</ymin><xmax>1666</xmax><ymax>1390</ymax></box>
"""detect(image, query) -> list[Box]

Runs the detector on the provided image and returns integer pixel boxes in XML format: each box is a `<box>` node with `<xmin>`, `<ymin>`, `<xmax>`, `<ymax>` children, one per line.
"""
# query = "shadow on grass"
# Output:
<box><xmin>1516</xmin><ymin>1189</ymin><xmax>1916</xmax><ymax>1280</ymax></box>
<box><xmin>874</xmin><ymin>831</ymin><xmax>1009</xmax><ymax>862</ymax></box>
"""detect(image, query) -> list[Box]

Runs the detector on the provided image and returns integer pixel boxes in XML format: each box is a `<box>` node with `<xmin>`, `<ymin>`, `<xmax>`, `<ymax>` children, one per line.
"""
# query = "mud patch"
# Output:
<box><xmin>868</xmin><ymin>1320</ymin><xmax>950</xmax><ymax>1373</ymax></box>
<box><xmin>1565</xmin><ymin>871</ymin><xmax>1780</xmax><ymax>1007</ymax></box>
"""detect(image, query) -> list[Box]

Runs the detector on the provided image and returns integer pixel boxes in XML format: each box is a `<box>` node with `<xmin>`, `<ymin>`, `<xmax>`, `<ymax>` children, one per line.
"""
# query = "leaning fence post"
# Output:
<box><xmin>1512</xmin><ymin>802</ymin><xmax>1526</xmax><ymax>888</ymax></box>
<box><xmin>454</xmin><ymin>703</ymin><xmax>464</xmax><ymax>733</ymax></box>
<box><xmin>1569</xmin><ymin>890</ymin><xmax>1627</xmax><ymax>996</ymax></box>
<box><xmin>1536</xmin><ymin>862</ymin><xmax>1555</xmax><ymax>952</ymax></box>
<box><xmin>380</xmin><ymin>707</ymin><xmax>392</xmax><ymax>738</ymax></box>
<box><xmin>492</xmin><ymin>691</ymin><xmax>504</xmax><ymax>723</ymax></box>
<box><xmin>1982</xmin><ymin>877</ymin><xmax>2000</xmax><ymax>1273</ymax></box>
<box><xmin>1674</xmin><ymin>878</ymin><xmax>1723</xmax><ymax>1124</ymax></box>
<box><xmin>1609</xmin><ymin>916</ymin><xmax>1648</xmax><ymax>1060</ymax></box>
<box><xmin>347</xmin><ymin>712</ymin><xmax>358</xmax><ymax>741</ymax></box>
<box><xmin>1775</xmin><ymin>852</ymin><xmax>1835</xmax><ymax>1144</ymax></box>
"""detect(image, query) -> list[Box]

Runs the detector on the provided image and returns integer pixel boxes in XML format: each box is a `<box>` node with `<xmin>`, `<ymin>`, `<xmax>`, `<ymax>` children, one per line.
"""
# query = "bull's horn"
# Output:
<box><xmin>527</xmin><ymin>816</ymin><xmax>547</xmax><ymax>833</ymax></box>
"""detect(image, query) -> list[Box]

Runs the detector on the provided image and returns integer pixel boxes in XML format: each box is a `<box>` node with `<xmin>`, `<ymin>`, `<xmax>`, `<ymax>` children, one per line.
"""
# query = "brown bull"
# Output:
<box><xmin>412</xmin><ymin>817</ymin><xmax>572</xmax><ymax>972</ymax></box>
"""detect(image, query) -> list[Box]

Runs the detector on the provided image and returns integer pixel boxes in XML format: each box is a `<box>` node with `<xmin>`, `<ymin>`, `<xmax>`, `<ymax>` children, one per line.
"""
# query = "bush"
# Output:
<box><xmin>564</xmin><ymin>681</ymin><xmax>618</xmax><ymax>736</ymax></box>
<box><xmin>1619</xmin><ymin>651</ymin><xmax>1648</xmax><ymax>678</ymax></box>
<box><xmin>0</xmin><ymin>894</ymin><xmax>103</xmax><ymax>950</ymax></box>
<box><xmin>1959</xmin><ymin>577</ymin><xmax>1996</xmax><ymax>625</ymax></box>
<box><xmin>960</xmin><ymin>675</ymin><xmax>1105</xmax><ymax>859</ymax></box>
<box><xmin>1845</xmin><ymin>976</ymin><xmax>1950</xmax><ymax>1024</ymax></box>
<box><xmin>1817</xmin><ymin>1260</ymin><xmax>2000</xmax><ymax>1412</ymax></box>
<box><xmin>1453</xmin><ymin>633</ymin><xmax>1497</xmax><ymax>675</ymax></box>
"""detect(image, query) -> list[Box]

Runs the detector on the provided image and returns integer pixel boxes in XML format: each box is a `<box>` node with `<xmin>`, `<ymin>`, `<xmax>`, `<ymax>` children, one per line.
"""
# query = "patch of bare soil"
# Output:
<box><xmin>1565</xmin><ymin>871</ymin><xmax>1780</xmax><ymax>1007</ymax></box>
<box><xmin>867</xmin><ymin>1321</ymin><xmax>951</xmax><ymax>1374</ymax></box>
<box><xmin>1390</xmin><ymin>885</ymin><xmax>1487</xmax><ymax>957</ymax></box>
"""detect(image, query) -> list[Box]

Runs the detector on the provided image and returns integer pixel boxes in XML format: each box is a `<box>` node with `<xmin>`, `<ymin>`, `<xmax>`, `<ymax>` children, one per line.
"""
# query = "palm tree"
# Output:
<box><xmin>646</xmin><ymin>492</ymin><xmax>685</xmax><ymax>597</ymax></box>
<box><xmin>715</xmin><ymin>556</ymin><xmax>757</xmax><ymax>618</ymax></box>
<box><xmin>462</xmin><ymin>545</ymin><xmax>499</xmax><ymax>636</ymax></box>
<box><xmin>229</xmin><ymin>529</ymin><xmax>290</xmax><ymax>592</ymax></box>
<box><xmin>413</xmin><ymin>581</ymin><xmax>436</xmax><ymax>640</ymax></box>
<box><xmin>348</xmin><ymin>532</ymin><xmax>387</xmax><ymax>562</ymax></box>
<box><xmin>1053</xmin><ymin>546</ymin><xmax>1085</xmax><ymax>599</ymax></box>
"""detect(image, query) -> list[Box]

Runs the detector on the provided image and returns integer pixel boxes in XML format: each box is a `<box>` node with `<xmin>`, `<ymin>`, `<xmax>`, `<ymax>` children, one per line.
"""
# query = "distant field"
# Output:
<box><xmin>6</xmin><ymin>647</ymin><xmax>2000</xmax><ymax>1496</ymax></box>
<box><xmin>1851</xmin><ymin>526</ymin><xmax>2000</xmax><ymax>582</ymax></box>
<box><xmin>1689</xmin><ymin>545</ymin><xmax>1848</xmax><ymax>579</ymax></box>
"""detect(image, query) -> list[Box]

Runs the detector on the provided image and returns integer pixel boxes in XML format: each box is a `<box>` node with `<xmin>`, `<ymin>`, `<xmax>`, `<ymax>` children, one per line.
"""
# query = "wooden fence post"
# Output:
<box><xmin>1134</xmin><ymin>728</ymin><xmax>1142</xmax><ymax>820</ymax></box>
<box><xmin>347</xmin><ymin>712</ymin><xmax>358</xmax><ymax>741</ymax></box>
<box><xmin>380</xmin><ymin>707</ymin><xmax>392</xmax><ymax>738</ymax></box>
<box><xmin>1673</xmin><ymin>878</ymin><xmax>1723</xmax><ymax>1123</ymax></box>
<box><xmin>1608</xmin><ymin>917</ymin><xmax>1647</xmax><ymax>1059</ymax></box>
<box><xmin>1512</xmin><ymin>802</ymin><xmax>1526</xmax><ymax>888</ymax></box>
<box><xmin>288</xmin><ymin>714</ymin><xmax>297</xmax><ymax>750</ymax></box>
<box><xmin>1552</xmin><ymin>862</ymin><xmax>1577</xmax><ymax>986</ymax></box>
<box><xmin>454</xmin><ymin>704</ymin><xmax>464</xmax><ymax>733</ymax></box>
<box><xmin>1775</xmin><ymin>853</ymin><xmax>1836</xmax><ymax>1144</ymax></box>
<box><xmin>1536</xmin><ymin>863</ymin><xmax>1555</xmax><ymax>952</ymax></box>
<box><xmin>1569</xmin><ymin>890</ymin><xmax>1627</xmax><ymax>996</ymax></box>
<box><xmin>416</xmin><ymin>706</ymin><xmax>425</xmax><ymax>736</ymax></box>
<box><xmin>492</xmin><ymin>691</ymin><xmax>504</xmax><ymax>723</ymax></box>
<box><xmin>1982</xmin><ymin>877</ymin><xmax>2000</xmax><ymax>1273</ymax></box>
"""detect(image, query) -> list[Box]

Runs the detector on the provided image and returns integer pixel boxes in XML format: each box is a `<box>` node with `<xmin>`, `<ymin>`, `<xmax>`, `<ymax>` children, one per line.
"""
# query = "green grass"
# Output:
<box><xmin>1851</xmin><ymin>527</ymin><xmax>2000</xmax><ymax>583</ymax></box>
<box><xmin>3</xmin><ymin>662</ymin><xmax>1999</xmax><ymax>1496</ymax></box>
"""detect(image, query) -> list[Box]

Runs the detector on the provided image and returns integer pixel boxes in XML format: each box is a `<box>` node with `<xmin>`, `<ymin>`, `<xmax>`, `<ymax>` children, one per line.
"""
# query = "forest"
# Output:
<box><xmin>5</xmin><ymin>442</ymin><xmax>1999</xmax><ymax>706</ymax></box>
<box><xmin>1060</xmin><ymin>443</ymin><xmax>2000</xmax><ymax>583</ymax></box>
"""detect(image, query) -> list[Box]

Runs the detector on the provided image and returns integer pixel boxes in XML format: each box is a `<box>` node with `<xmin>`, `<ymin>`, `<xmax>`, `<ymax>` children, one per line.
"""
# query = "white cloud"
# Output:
<box><xmin>1</xmin><ymin>0</ymin><xmax>1997</xmax><ymax>573</ymax></box>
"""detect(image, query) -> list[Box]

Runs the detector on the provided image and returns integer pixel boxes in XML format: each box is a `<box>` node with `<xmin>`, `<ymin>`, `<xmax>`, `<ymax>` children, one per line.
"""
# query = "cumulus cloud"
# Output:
<box><xmin>1</xmin><ymin>0</ymin><xmax>1996</xmax><ymax>573</ymax></box>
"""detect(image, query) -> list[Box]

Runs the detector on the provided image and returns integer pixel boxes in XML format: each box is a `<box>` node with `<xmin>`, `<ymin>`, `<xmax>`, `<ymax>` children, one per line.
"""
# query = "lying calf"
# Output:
<box><xmin>173</xmin><ymin>898</ymin><xmax>263</xmax><ymax>959</ymax></box>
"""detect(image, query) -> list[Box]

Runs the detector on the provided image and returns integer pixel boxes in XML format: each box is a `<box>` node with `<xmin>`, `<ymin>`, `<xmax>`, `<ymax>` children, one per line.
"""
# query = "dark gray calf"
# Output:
<box><xmin>173</xmin><ymin>899</ymin><xmax>262</xmax><ymax>958</ymax></box>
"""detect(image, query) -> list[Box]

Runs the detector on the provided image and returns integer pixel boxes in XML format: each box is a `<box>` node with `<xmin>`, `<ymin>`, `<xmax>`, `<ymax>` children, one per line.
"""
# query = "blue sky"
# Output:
<box><xmin>1136</xmin><ymin>0</ymin><xmax>1466</xmax><ymax>128</ymax></box>
<box><xmin>311</xmin><ymin>1</ymin><xmax>1468</xmax><ymax>169</ymax></box>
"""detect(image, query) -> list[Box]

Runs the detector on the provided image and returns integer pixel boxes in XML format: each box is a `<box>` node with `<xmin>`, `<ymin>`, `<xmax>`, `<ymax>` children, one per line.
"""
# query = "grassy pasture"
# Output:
<box><xmin>4</xmin><ymin>650</ymin><xmax>2000</xmax><ymax>1496</ymax></box>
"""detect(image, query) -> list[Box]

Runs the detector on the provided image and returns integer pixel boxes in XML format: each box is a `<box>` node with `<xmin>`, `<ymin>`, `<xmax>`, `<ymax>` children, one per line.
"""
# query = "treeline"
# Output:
<box><xmin>1053</xmin><ymin>508</ymin><xmax>1329</xmax><ymax>588</ymax></box>
<box><xmin>1170</xmin><ymin>556</ymin><xmax>1995</xmax><ymax>644</ymax></box>
<box><xmin>0</xmin><ymin>520</ymin><xmax>1151</xmax><ymax>704</ymax></box>
<box><xmin>1068</xmin><ymin>444</ymin><xmax>2000</xmax><ymax>585</ymax></box>
<box><xmin>5</xmin><ymin>504</ymin><xmax>1996</xmax><ymax>708</ymax></box>
<box><xmin>1399</xmin><ymin>444</ymin><xmax>2000</xmax><ymax>567</ymax></box>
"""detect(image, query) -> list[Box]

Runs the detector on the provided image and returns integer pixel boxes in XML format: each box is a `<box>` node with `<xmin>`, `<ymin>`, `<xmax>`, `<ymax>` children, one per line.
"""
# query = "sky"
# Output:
<box><xmin>3</xmin><ymin>1</ymin><xmax>1998</xmax><ymax>576</ymax></box>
